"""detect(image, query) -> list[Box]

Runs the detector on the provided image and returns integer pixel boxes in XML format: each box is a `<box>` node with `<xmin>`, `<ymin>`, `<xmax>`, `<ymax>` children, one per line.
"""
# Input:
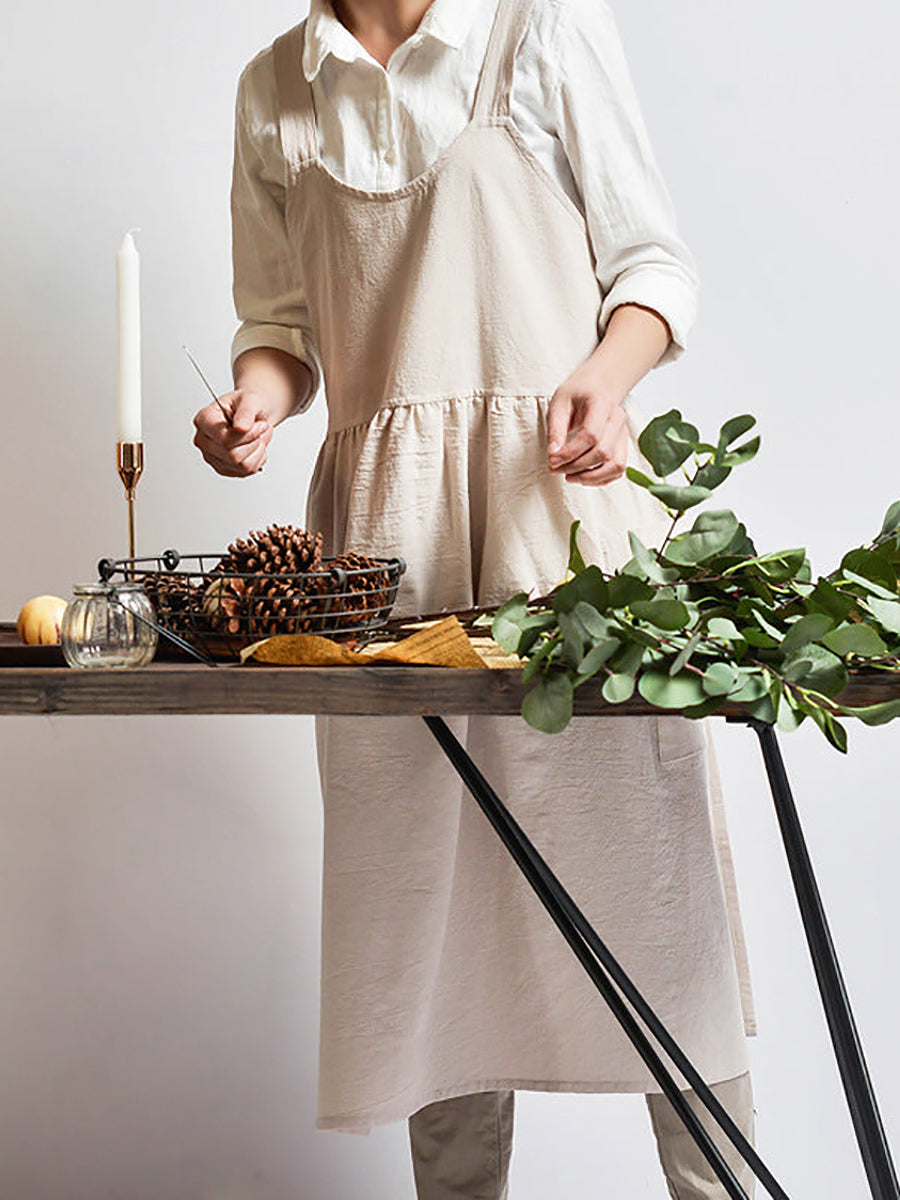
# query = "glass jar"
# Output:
<box><xmin>60</xmin><ymin>582</ymin><xmax>158</xmax><ymax>669</ymax></box>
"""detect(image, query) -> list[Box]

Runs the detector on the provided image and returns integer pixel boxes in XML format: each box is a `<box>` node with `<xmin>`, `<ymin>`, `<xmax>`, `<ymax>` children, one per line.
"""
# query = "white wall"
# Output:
<box><xmin>1</xmin><ymin>0</ymin><xmax>898</xmax><ymax>1196</ymax></box>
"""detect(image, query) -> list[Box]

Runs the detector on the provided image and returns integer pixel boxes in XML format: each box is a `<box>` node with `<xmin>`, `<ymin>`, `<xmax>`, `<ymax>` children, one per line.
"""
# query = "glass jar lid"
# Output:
<box><xmin>73</xmin><ymin>581</ymin><xmax>147</xmax><ymax>595</ymax></box>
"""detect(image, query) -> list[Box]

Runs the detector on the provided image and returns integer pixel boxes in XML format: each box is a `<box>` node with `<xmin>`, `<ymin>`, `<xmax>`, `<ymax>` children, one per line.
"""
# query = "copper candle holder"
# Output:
<box><xmin>116</xmin><ymin>441</ymin><xmax>144</xmax><ymax>573</ymax></box>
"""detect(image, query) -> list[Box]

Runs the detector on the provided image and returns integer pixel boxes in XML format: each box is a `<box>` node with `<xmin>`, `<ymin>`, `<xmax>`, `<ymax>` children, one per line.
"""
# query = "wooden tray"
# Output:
<box><xmin>0</xmin><ymin>622</ymin><xmax>66</xmax><ymax>666</ymax></box>
<box><xmin>0</xmin><ymin>622</ymin><xmax>201</xmax><ymax>667</ymax></box>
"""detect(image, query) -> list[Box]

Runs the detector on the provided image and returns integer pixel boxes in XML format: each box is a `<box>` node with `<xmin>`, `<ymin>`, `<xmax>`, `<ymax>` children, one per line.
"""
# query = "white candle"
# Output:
<box><xmin>116</xmin><ymin>230</ymin><xmax>142</xmax><ymax>442</ymax></box>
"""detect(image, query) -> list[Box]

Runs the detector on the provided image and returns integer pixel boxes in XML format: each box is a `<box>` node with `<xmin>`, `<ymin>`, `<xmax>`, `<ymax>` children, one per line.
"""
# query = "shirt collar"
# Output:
<box><xmin>302</xmin><ymin>0</ymin><xmax>482</xmax><ymax>81</ymax></box>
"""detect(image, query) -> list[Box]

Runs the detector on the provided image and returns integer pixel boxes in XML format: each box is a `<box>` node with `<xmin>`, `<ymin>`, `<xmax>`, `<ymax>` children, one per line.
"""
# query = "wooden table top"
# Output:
<box><xmin>0</xmin><ymin>658</ymin><xmax>895</xmax><ymax>718</ymax></box>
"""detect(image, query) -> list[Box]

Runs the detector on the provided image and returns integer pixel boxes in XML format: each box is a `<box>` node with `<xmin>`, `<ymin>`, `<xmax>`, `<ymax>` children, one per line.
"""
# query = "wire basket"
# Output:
<box><xmin>97</xmin><ymin>549</ymin><xmax>406</xmax><ymax>663</ymax></box>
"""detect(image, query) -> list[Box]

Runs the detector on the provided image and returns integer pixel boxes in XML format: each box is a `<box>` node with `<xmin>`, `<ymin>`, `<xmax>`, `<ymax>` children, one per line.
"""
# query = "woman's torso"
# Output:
<box><xmin>265</xmin><ymin>0</ymin><xmax>675</xmax><ymax>614</ymax></box>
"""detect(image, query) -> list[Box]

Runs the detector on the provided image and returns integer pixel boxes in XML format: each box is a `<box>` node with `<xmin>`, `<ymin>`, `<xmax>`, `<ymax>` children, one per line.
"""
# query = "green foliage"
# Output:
<box><xmin>492</xmin><ymin>409</ymin><xmax>900</xmax><ymax>751</ymax></box>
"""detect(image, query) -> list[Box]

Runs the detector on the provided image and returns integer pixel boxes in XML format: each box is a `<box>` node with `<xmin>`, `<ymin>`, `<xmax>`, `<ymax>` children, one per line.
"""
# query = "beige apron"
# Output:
<box><xmin>271</xmin><ymin>0</ymin><xmax>756</xmax><ymax>1134</ymax></box>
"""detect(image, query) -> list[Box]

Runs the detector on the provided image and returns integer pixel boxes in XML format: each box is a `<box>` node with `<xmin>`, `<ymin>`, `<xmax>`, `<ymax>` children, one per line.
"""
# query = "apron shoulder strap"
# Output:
<box><xmin>272</xmin><ymin>20</ymin><xmax>318</xmax><ymax>169</ymax></box>
<box><xmin>472</xmin><ymin>0</ymin><xmax>536</xmax><ymax>120</ymax></box>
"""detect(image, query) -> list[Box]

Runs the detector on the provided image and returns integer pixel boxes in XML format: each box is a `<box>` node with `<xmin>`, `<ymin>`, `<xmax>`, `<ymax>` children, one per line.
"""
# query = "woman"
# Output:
<box><xmin>193</xmin><ymin>0</ymin><xmax>759</xmax><ymax>1195</ymax></box>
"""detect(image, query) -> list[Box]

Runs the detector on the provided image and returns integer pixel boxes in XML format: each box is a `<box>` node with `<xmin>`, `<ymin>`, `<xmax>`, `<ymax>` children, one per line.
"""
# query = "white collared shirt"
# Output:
<box><xmin>231</xmin><ymin>0</ymin><xmax>700</xmax><ymax>400</ymax></box>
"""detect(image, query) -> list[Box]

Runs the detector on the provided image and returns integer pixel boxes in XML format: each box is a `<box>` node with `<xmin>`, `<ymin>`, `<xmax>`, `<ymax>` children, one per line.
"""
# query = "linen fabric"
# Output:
<box><xmin>236</xmin><ymin>0</ymin><xmax>757</xmax><ymax>1134</ymax></box>
<box><xmin>230</xmin><ymin>0</ymin><xmax>701</xmax><ymax>402</ymax></box>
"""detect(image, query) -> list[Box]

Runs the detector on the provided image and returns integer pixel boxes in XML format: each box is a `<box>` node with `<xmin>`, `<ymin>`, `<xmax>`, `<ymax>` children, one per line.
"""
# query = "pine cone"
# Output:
<box><xmin>328</xmin><ymin>552</ymin><xmax>392</xmax><ymax>630</ymax></box>
<box><xmin>139</xmin><ymin>573</ymin><xmax>202</xmax><ymax>637</ymax></box>
<box><xmin>247</xmin><ymin>575</ymin><xmax>324</xmax><ymax>637</ymax></box>
<box><xmin>205</xmin><ymin>524</ymin><xmax>326</xmax><ymax>637</ymax></box>
<box><xmin>214</xmin><ymin>523</ymin><xmax>323</xmax><ymax>577</ymax></box>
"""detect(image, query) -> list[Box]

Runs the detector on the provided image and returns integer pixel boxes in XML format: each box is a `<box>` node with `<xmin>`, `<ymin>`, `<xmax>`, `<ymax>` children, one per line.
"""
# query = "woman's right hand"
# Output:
<box><xmin>192</xmin><ymin>388</ymin><xmax>275</xmax><ymax>477</ymax></box>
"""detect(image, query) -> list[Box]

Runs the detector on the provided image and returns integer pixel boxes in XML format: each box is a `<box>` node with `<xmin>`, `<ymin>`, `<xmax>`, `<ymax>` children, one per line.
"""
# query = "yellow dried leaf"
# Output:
<box><xmin>239</xmin><ymin>615</ymin><xmax>488</xmax><ymax>669</ymax></box>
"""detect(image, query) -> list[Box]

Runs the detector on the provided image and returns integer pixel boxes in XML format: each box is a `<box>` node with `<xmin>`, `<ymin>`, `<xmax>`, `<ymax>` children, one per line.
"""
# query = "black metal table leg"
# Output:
<box><xmin>424</xmin><ymin>714</ymin><xmax>789</xmax><ymax>1200</ymax></box>
<box><xmin>731</xmin><ymin>715</ymin><xmax>899</xmax><ymax>1200</ymax></box>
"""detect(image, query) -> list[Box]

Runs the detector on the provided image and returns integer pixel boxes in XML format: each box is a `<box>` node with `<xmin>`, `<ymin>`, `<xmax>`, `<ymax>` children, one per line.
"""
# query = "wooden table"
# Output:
<box><xmin>2</xmin><ymin>657</ymin><xmax>898</xmax><ymax>1200</ymax></box>
<box><xmin>0</xmin><ymin>658</ymin><xmax>890</xmax><ymax>716</ymax></box>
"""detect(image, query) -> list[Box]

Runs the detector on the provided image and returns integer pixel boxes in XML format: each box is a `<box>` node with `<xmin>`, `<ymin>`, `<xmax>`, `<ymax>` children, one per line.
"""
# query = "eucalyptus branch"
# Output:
<box><xmin>490</xmin><ymin>409</ymin><xmax>900</xmax><ymax>751</ymax></box>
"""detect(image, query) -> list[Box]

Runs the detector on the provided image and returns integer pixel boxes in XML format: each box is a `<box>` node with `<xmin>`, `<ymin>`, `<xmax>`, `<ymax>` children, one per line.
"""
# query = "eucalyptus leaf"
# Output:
<box><xmin>782</xmin><ymin>657</ymin><xmax>815</xmax><ymax>682</ymax></box>
<box><xmin>552</xmin><ymin>565</ymin><xmax>609</xmax><ymax>614</ymax></box>
<box><xmin>840</xmin><ymin>548</ymin><xmax>897</xmax><ymax>591</ymax></box>
<box><xmin>702</xmin><ymin>661</ymin><xmax>741</xmax><ymax>696</ymax></box>
<box><xmin>668</xmin><ymin>628</ymin><xmax>704</xmax><ymax>675</ymax></box>
<box><xmin>522</xmin><ymin>673</ymin><xmax>574</xmax><ymax>734</ymax></box>
<box><xmin>577</xmin><ymin>639</ymin><xmax>621</xmax><ymax>678</ymax></box>
<box><xmin>693</xmin><ymin>461</ymin><xmax>732</xmax><ymax>490</ymax></box>
<box><xmin>517</xmin><ymin>612</ymin><xmax>558</xmax><ymax>656</ymax></box>
<box><xmin>716</xmin><ymin>414</ymin><xmax>757</xmax><ymax>452</ymax></box>
<box><xmin>722</xmin><ymin>523</ymin><xmax>757</xmax><ymax>557</ymax></box>
<box><xmin>727</xmin><ymin>672</ymin><xmax>769</xmax><ymax>702</ymax></box>
<box><xmin>807</xmin><ymin>704</ymin><xmax>848</xmax><ymax>753</ymax></box>
<box><xmin>808</xmin><ymin>579</ymin><xmax>858</xmax><ymax>621</ymax></box>
<box><xmin>756</xmin><ymin>548</ymin><xmax>808</xmax><ymax>583</ymax></box>
<box><xmin>752</xmin><ymin>607</ymin><xmax>787</xmax><ymax>640</ymax></box>
<box><xmin>722</xmin><ymin>548</ymin><xmax>806</xmax><ymax>583</ymax></box>
<box><xmin>880</xmin><ymin>499</ymin><xmax>900</xmax><ymax>537</ymax></box>
<box><xmin>718</xmin><ymin>436</ymin><xmax>760</xmax><ymax>467</ymax></box>
<box><xmin>607</xmin><ymin>572</ymin><xmax>655</xmax><ymax>608</ymax></box>
<box><xmin>647</xmin><ymin>483</ymin><xmax>713</xmax><ymax>511</ymax></box>
<box><xmin>838</xmin><ymin>697</ymin><xmax>900</xmax><ymax>726</ymax></box>
<box><xmin>637</xmin><ymin>409</ymin><xmax>700</xmax><ymax>476</ymax></box>
<box><xmin>567</xmin><ymin>520</ymin><xmax>587</xmax><ymax>576</ymax></box>
<box><xmin>743</xmin><ymin>627</ymin><xmax>780</xmax><ymax>648</ymax></box>
<box><xmin>630</xmin><ymin>599</ymin><xmax>691</xmax><ymax>630</ymax></box>
<box><xmin>520</xmin><ymin>611</ymin><xmax>559</xmax><ymax>633</ymax></box>
<box><xmin>867</xmin><ymin>597</ymin><xmax>900</xmax><ymax>634</ymax></box>
<box><xmin>573</xmin><ymin>601</ymin><xmax>613</xmax><ymax>639</ymax></box>
<box><xmin>517</xmin><ymin>627</ymin><xmax>543</xmax><ymax>657</ymax></box>
<box><xmin>619</xmin><ymin>624</ymin><xmax>663</xmax><ymax>649</ymax></box>
<box><xmin>795</xmin><ymin>557</ymin><xmax>814</xmax><ymax>583</ymax></box>
<box><xmin>609</xmin><ymin>639</ymin><xmax>647</xmax><ymax>677</ymax></box>
<box><xmin>842</xmin><ymin>569</ymin><xmax>899</xmax><ymax>601</ymax></box>
<box><xmin>492</xmin><ymin>592</ymin><xmax>529</xmax><ymax>654</ymax></box>
<box><xmin>521</xmin><ymin>635</ymin><xmax>559</xmax><ymax>684</ymax></box>
<box><xmin>625</xmin><ymin>466</ymin><xmax>658</xmax><ymax>489</ymax></box>
<box><xmin>637</xmin><ymin>670</ymin><xmax>708</xmax><ymax>709</ymax></box>
<box><xmin>662</xmin><ymin>509</ymin><xmax>740</xmax><ymax>566</ymax></box>
<box><xmin>820</xmin><ymin>622</ymin><xmax>888</xmax><ymax>658</ymax></box>
<box><xmin>740</xmin><ymin>693</ymin><xmax>776</xmax><ymax>723</ymax></box>
<box><xmin>557</xmin><ymin>611</ymin><xmax>587</xmax><ymax>670</ymax></box>
<box><xmin>776</xmin><ymin>690</ymin><xmax>806</xmax><ymax>732</ymax></box>
<box><xmin>792</xmin><ymin>580</ymin><xmax>817</xmax><ymax>597</ymax></box>
<box><xmin>747</xmin><ymin>576</ymin><xmax>777</xmax><ymax>606</ymax></box>
<box><xmin>706</xmin><ymin>617</ymin><xmax>744</xmax><ymax>641</ymax></box>
<box><xmin>627</xmin><ymin>530</ymin><xmax>672</xmax><ymax>583</ymax></box>
<box><xmin>779</xmin><ymin>612</ymin><xmax>836</xmax><ymax>657</ymax></box>
<box><xmin>602</xmin><ymin>673</ymin><xmax>636</xmax><ymax>703</ymax></box>
<box><xmin>789</xmin><ymin>643</ymin><xmax>848</xmax><ymax>697</ymax></box>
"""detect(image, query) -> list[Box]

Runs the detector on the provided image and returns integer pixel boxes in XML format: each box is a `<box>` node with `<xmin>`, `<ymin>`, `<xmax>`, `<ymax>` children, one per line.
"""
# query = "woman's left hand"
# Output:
<box><xmin>546</xmin><ymin>367</ymin><xmax>630</xmax><ymax>487</ymax></box>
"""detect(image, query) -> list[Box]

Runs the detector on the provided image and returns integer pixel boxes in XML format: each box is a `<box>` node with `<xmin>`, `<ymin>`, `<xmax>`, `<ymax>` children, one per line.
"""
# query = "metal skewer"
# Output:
<box><xmin>182</xmin><ymin>345</ymin><xmax>233</xmax><ymax>426</ymax></box>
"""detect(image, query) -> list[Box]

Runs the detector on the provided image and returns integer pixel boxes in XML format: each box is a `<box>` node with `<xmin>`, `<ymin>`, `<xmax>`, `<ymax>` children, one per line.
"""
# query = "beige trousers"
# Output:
<box><xmin>408</xmin><ymin>1072</ymin><xmax>756</xmax><ymax>1200</ymax></box>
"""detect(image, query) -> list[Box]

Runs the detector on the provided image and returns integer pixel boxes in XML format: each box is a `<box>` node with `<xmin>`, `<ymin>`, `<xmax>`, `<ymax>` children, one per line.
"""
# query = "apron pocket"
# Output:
<box><xmin>655</xmin><ymin>714</ymin><xmax>707</xmax><ymax>764</ymax></box>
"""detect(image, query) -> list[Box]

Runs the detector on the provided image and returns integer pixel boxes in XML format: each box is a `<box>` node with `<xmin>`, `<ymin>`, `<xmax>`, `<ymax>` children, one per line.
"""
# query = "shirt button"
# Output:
<box><xmin>384</xmin><ymin>145</ymin><xmax>396</xmax><ymax>164</ymax></box>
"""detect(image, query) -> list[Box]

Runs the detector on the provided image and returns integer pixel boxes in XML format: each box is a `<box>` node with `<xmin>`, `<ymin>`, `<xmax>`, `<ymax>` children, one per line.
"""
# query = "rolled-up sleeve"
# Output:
<box><xmin>552</xmin><ymin>0</ymin><xmax>700</xmax><ymax>367</ymax></box>
<box><xmin>230</xmin><ymin>54</ymin><xmax>322</xmax><ymax>411</ymax></box>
